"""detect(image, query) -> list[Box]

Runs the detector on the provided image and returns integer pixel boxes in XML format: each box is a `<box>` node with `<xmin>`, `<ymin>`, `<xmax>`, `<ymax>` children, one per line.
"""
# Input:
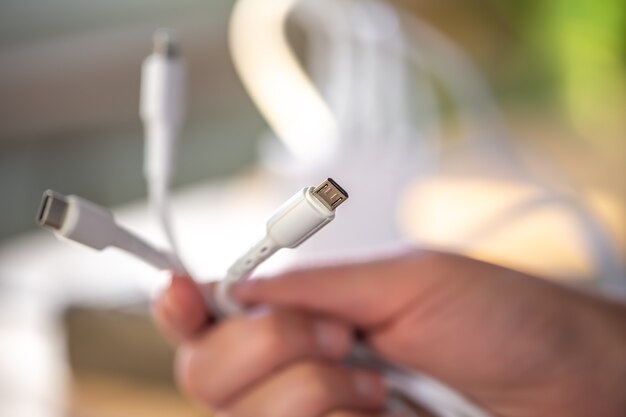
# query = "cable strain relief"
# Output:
<box><xmin>143</xmin><ymin>124</ymin><xmax>177</xmax><ymax>181</ymax></box>
<box><xmin>211</xmin><ymin>278</ymin><xmax>245</xmax><ymax>317</ymax></box>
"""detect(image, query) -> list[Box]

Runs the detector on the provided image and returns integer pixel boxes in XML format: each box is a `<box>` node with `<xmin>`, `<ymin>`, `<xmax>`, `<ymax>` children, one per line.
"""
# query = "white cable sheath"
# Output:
<box><xmin>36</xmin><ymin>6</ymin><xmax>623</xmax><ymax>416</ymax></box>
<box><xmin>208</xmin><ymin>181</ymin><xmax>488</xmax><ymax>417</ymax></box>
<box><xmin>140</xmin><ymin>29</ymin><xmax>187</xmax><ymax>266</ymax></box>
<box><xmin>39</xmin><ymin>191</ymin><xmax>185</xmax><ymax>275</ymax></box>
<box><xmin>37</xmin><ymin>182</ymin><xmax>486</xmax><ymax>417</ymax></box>
<box><xmin>227</xmin><ymin>1</ymin><xmax>488</xmax><ymax>414</ymax></box>
<box><xmin>213</xmin><ymin>185</ymin><xmax>337</xmax><ymax>316</ymax></box>
<box><xmin>229</xmin><ymin>0</ymin><xmax>339</xmax><ymax>163</ymax></box>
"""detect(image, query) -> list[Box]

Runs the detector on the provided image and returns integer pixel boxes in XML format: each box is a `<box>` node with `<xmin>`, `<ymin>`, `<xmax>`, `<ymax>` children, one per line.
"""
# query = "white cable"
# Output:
<box><xmin>36</xmin><ymin>179</ymin><xmax>486</xmax><ymax>416</ymax></box>
<box><xmin>209</xmin><ymin>177</ymin><xmax>488</xmax><ymax>417</ymax></box>
<box><xmin>43</xmin><ymin>15</ymin><xmax>615</xmax><ymax>416</ymax></box>
<box><xmin>293</xmin><ymin>0</ymin><xmax>354</xmax><ymax>137</ymax></box>
<box><xmin>36</xmin><ymin>29</ymin><xmax>192</xmax><ymax>278</ymax></box>
<box><xmin>229</xmin><ymin>0</ymin><xmax>340</xmax><ymax>164</ymax></box>
<box><xmin>212</xmin><ymin>179</ymin><xmax>347</xmax><ymax>316</ymax></box>
<box><xmin>36</xmin><ymin>190</ymin><xmax>185</xmax><ymax>275</ymax></box>
<box><xmin>227</xmin><ymin>2</ymin><xmax>488</xmax><ymax>415</ymax></box>
<box><xmin>140</xmin><ymin>29</ymin><xmax>186</xmax><ymax>264</ymax></box>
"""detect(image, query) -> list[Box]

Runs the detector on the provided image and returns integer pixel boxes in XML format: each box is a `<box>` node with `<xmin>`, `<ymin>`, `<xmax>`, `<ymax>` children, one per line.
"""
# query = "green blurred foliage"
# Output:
<box><xmin>397</xmin><ymin>0</ymin><xmax>625</xmax><ymax>143</ymax></box>
<box><xmin>540</xmin><ymin>0</ymin><xmax>626</xmax><ymax>144</ymax></box>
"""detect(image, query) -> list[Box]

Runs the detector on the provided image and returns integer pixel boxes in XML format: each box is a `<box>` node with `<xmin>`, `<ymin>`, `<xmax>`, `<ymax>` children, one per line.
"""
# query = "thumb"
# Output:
<box><xmin>153</xmin><ymin>275</ymin><xmax>215</xmax><ymax>343</ymax></box>
<box><xmin>231</xmin><ymin>251</ymin><xmax>444</xmax><ymax>327</ymax></box>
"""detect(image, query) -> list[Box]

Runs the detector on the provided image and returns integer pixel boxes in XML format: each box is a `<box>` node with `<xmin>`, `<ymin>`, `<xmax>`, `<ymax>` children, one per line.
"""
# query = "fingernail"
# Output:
<box><xmin>313</xmin><ymin>321</ymin><xmax>346</xmax><ymax>355</ymax></box>
<box><xmin>353</xmin><ymin>371</ymin><xmax>385</xmax><ymax>400</ymax></box>
<box><xmin>163</xmin><ymin>274</ymin><xmax>195</xmax><ymax>320</ymax></box>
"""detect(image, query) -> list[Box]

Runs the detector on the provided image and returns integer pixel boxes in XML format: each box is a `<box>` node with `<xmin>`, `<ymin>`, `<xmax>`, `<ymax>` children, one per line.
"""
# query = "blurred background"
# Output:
<box><xmin>0</xmin><ymin>0</ymin><xmax>624</xmax><ymax>416</ymax></box>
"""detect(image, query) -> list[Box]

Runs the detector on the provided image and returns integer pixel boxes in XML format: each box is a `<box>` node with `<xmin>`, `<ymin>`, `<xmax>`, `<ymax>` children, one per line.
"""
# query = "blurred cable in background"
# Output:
<box><xmin>0</xmin><ymin>0</ymin><xmax>624</xmax><ymax>416</ymax></box>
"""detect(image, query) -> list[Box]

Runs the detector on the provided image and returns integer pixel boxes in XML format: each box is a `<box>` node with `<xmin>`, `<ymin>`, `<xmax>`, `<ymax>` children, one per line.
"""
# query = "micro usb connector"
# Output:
<box><xmin>215</xmin><ymin>177</ymin><xmax>349</xmax><ymax>316</ymax></box>
<box><xmin>313</xmin><ymin>178</ymin><xmax>349</xmax><ymax>211</ymax></box>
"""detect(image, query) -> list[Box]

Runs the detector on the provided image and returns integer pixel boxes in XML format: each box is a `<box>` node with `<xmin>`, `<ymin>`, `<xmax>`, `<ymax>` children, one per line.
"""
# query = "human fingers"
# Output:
<box><xmin>216</xmin><ymin>361</ymin><xmax>386</xmax><ymax>417</ymax></box>
<box><xmin>230</xmin><ymin>251</ymin><xmax>456</xmax><ymax>327</ymax></box>
<box><xmin>175</xmin><ymin>307</ymin><xmax>352</xmax><ymax>408</ymax></box>
<box><xmin>152</xmin><ymin>275</ymin><xmax>214</xmax><ymax>343</ymax></box>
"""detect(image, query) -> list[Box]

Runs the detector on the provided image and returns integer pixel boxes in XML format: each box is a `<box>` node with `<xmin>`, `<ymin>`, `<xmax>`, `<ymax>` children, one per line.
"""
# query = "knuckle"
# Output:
<box><xmin>251</xmin><ymin>310</ymin><xmax>311</xmax><ymax>360</ymax></box>
<box><xmin>415</xmin><ymin>250</ymin><xmax>446</xmax><ymax>266</ymax></box>
<box><xmin>259</xmin><ymin>362</ymin><xmax>336</xmax><ymax>417</ymax></box>
<box><xmin>256</xmin><ymin>319</ymin><xmax>287</xmax><ymax>357</ymax></box>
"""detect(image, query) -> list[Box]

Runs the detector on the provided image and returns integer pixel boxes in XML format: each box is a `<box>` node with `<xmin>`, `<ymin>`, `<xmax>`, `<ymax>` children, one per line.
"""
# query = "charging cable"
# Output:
<box><xmin>36</xmin><ymin>178</ymin><xmax>486</xmax><ymax>417</ymax></box>
<box><xmin>140</xmin><ymin>29</ymin><xmax>186</xmax><ymax>261</ymax></box>
<box><xmin>36</xmin><ymin>27</ymin><xmax>489</xmax><ymax>417</ymax></box>
<box><xmin>35</xmin><ymin>177</ymin><xmax>348</xmax><ymax>295</ymax></box>
<box><xmin>37</xmin><ymin>29</ymin><xmax>190</xmax><ymax>277</ymax></box>
<box><xmin>211</xmin><ymin>178</ymin><xmax>349</xmax><ymax>316</ymax></box>
<box><xmin>37</xmin><ymin>190</ymin><xmax>185</xmax><ymax>274</ymax></box>
<box><xmin>206</xmin><ymin>178</ymin><xmax>488</xmax><ymax>417</ymax></box>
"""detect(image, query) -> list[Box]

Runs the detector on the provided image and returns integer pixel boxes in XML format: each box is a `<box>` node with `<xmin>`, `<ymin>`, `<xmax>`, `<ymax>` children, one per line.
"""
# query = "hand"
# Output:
<box><xmin>153</xmin><ymin>276</ymin><xmax>388</xmax><ymax>417</ymax></box>
<box><xmin>154</xmin><ymin>251</ymin><xmax>626</xmax><ymax>417</ymax></box>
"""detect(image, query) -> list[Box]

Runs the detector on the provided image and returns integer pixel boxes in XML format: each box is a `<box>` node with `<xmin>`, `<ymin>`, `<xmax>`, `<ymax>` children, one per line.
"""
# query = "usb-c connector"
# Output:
<box><xmin>152</xmin><ymin>29</ymin><xmax>180</xmax><ymax>58</ymax></box>
<box><xmin>38</xmin><ymin>190</ymin><xmax>69</xmax><ymax>230</ymax></box>
<box><xmin>36</xmin><ymin>190</ymin><xmax>184</xmax><ymax>274</ymax></box>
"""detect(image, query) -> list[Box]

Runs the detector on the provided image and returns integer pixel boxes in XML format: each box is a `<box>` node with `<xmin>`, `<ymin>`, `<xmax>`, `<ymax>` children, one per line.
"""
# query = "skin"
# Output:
<box><xmin>152</xmin><ymin>251</ymin><xmax>626</xmax><ymax>417</ymax></box>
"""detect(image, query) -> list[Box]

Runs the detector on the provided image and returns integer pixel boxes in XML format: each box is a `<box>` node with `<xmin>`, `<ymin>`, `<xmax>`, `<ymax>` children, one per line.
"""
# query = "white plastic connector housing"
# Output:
<box><xmin>212</xmin><ymin>184</ymin><xmax>343</xmax><ymax>317</ymax></box>
<box><xmin>140</xmin><ymin>38</ymin><xmax>186</xmax><ymax>129</ymax></box>
<box><xmin>266</xmin><ymin>186</ymin><xmax>335</xmax><ymax>248</ymax></box>
<box><xmin>38</xmin><ymin>191</ymin><xmax>185</xmax><ymax>274</ymax></box>
<box><xmin>59</xmin><ymin>195</ymin><xmax>118</xmax><ymax>250</ymax></box>
<box><xmin>140</xmin><ymin>54</ymin><xmax>186</xmax><ymax>126</ymax></box>
<box><xmin>140</xmin><ymin>29</ymin><xmax>188</xmax><ymax>268</ymax></box>
<box><xmin>140</xmin><ymin>30</ymin><xmax>186</xmax><ymax>183</ymax></box>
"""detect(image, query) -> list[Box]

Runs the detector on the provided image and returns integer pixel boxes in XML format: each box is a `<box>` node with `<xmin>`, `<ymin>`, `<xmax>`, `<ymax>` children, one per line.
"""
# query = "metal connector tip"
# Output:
<box><xmin>152</xmin><ymin>28</ymin><xmax>180</xmax><ymax>58</ymax></box>
<box><xmin>37</xmin><ymin>190</ymin><xmax>69</xmax><ymax>230</ymax></box>
<box><xmin>313</xmin><ymin>178</ymin><xmax>349</xmax><ymax>211</ymax></box>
